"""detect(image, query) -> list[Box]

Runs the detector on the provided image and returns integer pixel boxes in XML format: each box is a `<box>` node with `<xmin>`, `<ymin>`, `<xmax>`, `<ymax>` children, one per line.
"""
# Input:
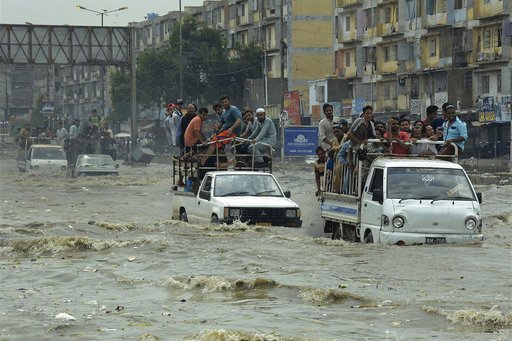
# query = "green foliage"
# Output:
<box><xmin>110</xmin><ymin>16</ymin><xmax>263</xmax><ymax>121</ymax></box>
<box><xmin>109</xmin><ymin>67</ymin><xmax>131</xmax><ymax>124</ymax></box>
<box><xmin>30</xmin><ymin>93</ymin><xmax>46</xmax><ymax>127</ymax></box>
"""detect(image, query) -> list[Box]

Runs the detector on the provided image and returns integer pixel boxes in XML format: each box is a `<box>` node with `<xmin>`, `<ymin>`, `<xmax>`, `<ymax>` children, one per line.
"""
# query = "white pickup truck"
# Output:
<box><xmin>172</xmin><ymin>171</ymin><xmax>302</xmax><ymax>227</ymax></box>
<box><xmin>17</xmin><ymin>143</ymin><xmax>67</xmax><ymax>174</ymax></box>
<box><xmin>321</xmin><ymin>156</ymin><xmax>483</xmax><ymax>245</ymax></box>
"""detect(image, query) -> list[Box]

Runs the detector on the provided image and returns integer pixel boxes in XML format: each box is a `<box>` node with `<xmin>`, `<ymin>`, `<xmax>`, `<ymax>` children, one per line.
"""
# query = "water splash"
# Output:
<box><xmin>423</xmin><ymin>305</ymin><xmax>512</xmax><ymax>327</ymax></box>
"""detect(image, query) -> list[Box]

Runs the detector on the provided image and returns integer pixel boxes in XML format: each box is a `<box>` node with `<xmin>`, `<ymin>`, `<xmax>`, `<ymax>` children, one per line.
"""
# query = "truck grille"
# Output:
<box><xmin>240</xmin><ymin>208</ymin><xmax>285</xmax><ymax>219</ymax></box>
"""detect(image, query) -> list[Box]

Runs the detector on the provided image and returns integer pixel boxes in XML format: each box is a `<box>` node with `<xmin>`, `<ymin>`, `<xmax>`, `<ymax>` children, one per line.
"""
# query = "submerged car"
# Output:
<box><xmin>73</xmin><ymin>154</ymin><xmax>119</xmax><ymax>177</ymax></box>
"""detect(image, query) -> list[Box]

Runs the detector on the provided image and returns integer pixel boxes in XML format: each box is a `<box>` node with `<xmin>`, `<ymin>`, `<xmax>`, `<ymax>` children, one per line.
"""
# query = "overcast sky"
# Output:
<box><xmin>1</xmin><ymin>0</ymin><xmax>206</xmax><ymax>27</ymax></box>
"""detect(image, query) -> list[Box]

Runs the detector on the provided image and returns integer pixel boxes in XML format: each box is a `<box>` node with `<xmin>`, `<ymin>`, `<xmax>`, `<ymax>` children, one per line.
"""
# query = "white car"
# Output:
<box><xmin>17</xmin><ymin>144</ymin><xmax>67</xmax><ymax>174</ymax></box>
<box><xmin>172</xmin><ymin>171</ymin><xmax>302</xmax><ymax>227</ymax></box>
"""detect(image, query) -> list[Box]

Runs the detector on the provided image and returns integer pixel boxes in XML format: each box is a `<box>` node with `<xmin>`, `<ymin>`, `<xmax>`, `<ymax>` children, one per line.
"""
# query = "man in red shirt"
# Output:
<box><xmin>184</xmin><ymin>107</ymin><xmax>209</xmax><ymax>152</ymax></box>
<box><xmin>384</xmin><ymin>116</ymin><xmax>412</xmax><ymax>154</ymax></box>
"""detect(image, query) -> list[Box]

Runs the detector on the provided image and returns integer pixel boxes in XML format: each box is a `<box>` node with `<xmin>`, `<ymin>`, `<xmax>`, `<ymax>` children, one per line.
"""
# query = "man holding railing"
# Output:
<box><xmin>247</xmin><ymin>108</ymin><xmax>276</xmax><ymax>168</ymax></box>
<box><xmin>439</xmin><ymin>104</ymin><xmax>467</xmax><ymax>156</ymax></box>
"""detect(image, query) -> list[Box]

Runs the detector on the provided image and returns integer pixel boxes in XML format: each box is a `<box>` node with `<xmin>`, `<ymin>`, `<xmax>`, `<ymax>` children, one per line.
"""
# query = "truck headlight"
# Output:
<box><xmin>33</xmin><ymin>165</ymin><xmax>39</xmax><ymax>170</ymax></box>
<box><xmin>465</xmin><ymin>218</ymin><xmax>477</xmax><ymax>230</ymax></box>
<box><xmin>229</xmin><ymin>208</ymin><xmax>241</xmax><ymax>218</ymax></box>
<box><xmin>392</xmin><ymin>216</ymin><xmax>404</xmax><ymax>228</ymax></box>
<box><xmin>61</xmin><ymin>165</ymin><xmax>67</xmax><ymax>171</ymax></box>
<box><xmin>286</xmin><ymin>209</ymin><xmax>297</xmax><ymax>218</ymax></box>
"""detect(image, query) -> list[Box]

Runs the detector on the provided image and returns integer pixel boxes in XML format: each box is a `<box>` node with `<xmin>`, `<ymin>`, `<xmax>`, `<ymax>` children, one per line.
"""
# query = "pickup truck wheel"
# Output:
<box><xmin>363</xmin><ymin>230</ymin><xmax>374</xmax><ymax>244</ymax></box>
<box><xmin>210</xmin><ymin>214</ymin><xmax>219</xmax><ymax>224</ymax></box>
<box><xmin>179</xmin><ymin>211</ymin><xmax>188</xmax><ymax>222</ymax></box>
<box><xmin>332</xmin><ymin>224</ymin><xmax>341</xmax><ymax>240</ymax></box>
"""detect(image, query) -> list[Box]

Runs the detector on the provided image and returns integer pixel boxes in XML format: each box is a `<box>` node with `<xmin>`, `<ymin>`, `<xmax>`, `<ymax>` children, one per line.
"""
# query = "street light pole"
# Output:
<box><xmin>179</xmin><ymin>0</ymin><xmax>183</xmax><ymax>100</ymax></box>
<box><xmin>76</xmin><ymin>6</ymin><xmax>128</xmax><ymax>27</ymax></box>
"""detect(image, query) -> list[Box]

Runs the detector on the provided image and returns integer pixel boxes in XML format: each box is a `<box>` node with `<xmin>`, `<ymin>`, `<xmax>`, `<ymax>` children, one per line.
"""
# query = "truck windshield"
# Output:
<box><xmin>77</xmin><ymin>155</ymin><xmax>114</xmax><ymax>167</ymax></box>
<box><xmin>32</xmin><ymin>148</ymin><xmax>66</xmax><ymax>160</ymax></box>
<box><xmin>387</xmin><ymin>167</ymin><xmax>475</xmax><ymax>201</ymax></box>
<box><xmin>214</xmin><ymin>174</ymin><xmax>283</xmax><ymax>197</ymax></box>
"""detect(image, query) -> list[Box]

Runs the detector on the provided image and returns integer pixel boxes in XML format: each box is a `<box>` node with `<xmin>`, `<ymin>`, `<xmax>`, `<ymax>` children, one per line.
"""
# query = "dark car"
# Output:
<box><xmin>73</xmin><ymin>154</ymin><xmax>119</xmax><ymax>177</ymax></box>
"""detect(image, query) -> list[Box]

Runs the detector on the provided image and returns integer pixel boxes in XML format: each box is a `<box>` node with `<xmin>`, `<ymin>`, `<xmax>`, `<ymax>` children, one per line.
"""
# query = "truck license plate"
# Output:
<box><xmin>426</xmin><ymin>237</ymin><xmax>446</xmax><ymax>244</ymax></box>
<box><xmin>256</xmin><ymin>222</ymin><xmax>271</xmax><ymax>226</ymax></box>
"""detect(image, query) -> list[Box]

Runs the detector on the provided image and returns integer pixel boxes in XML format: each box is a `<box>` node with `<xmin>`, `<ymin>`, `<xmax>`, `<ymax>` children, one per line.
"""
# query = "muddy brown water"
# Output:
<box><xmin>0</xmin><ymin>146</ymin><xmax>511</xmax><ymax>340</ymax></box>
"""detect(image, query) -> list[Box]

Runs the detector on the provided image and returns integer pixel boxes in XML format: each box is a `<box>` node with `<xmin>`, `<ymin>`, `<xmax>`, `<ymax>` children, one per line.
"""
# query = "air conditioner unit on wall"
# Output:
<box><xmin>476</xmin><ymin>52</ymin><xmax>484</xmax><ymax>61</ymax></box>
<box><xmin>488</xmin><ymin>52</ymin><xmax>495</xmax><ymax>61</ymax></box>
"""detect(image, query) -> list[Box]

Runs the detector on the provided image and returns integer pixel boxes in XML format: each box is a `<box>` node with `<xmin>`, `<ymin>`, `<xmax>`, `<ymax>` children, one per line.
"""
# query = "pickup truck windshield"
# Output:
<box><xmin>214</xmin><ymin>174</ymin><xmax>283</xmax><ymax>197</ymax></box>
<box><xmin>387</xmin><ymin>167</ymin><xmax>475</xmax><ymax>201</ymax></box>
<box><xmin>32</xmin><ymin>148</ymin><xmax>66</xmax><ymax>160</ymax></box>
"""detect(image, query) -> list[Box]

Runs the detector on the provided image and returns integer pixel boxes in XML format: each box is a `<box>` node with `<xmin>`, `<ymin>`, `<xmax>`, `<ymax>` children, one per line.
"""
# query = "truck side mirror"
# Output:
<box><xmin>372</xmin><ymin>189</ymin><xmax>383</xmax><ymax>204</ymax></box>
<box><xmin>283</xmin><ymin>190</ymin><xmax>291</xmax><ymax>198</ymax></box>
<box><xmin>199</xmin><ymin>190</ymin><xmax>211</xmax><ymax>201</ymax></box>
<box><xmin>476</xmin><ymin>192</ymin><xmax>482</xmax><ymax>204</ymax></box>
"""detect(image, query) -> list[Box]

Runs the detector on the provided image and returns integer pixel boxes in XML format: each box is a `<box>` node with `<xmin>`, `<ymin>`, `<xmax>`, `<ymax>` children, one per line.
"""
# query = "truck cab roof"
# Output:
<box><xmin>372</xmin><ymin>157</ymin><xmax>463</xmax><ymax>170</ymax></box>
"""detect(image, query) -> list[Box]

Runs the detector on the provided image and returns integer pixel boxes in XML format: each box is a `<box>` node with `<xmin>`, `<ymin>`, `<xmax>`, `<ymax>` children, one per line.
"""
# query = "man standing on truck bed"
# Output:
<box><xmin>347</xmin><ymin>105</ymin><xmax>376</xmax><ymax>148</ymax></box>
<box><xmin>200</xmin><ymin>94</ymin><xmax>242</xmax><ymax>166</ymax></box>
<box><xmin>318</xmin><ymin>103</ymin><xmax>335</xmax><ymax>152</ymax></box>
<box><xmin>439</xmin><ymin>104</ymin><xmax>467</xmax><ymax>156</ymax></box>
<box><xmin>385</xmin><ymin>116</ymin><xmax>412</xmax><ymax>154</ymax></box>
<box><xmin>248</xmin><ymin>108</ymin><xmax>276</xmax><ymax>168</ymax></box>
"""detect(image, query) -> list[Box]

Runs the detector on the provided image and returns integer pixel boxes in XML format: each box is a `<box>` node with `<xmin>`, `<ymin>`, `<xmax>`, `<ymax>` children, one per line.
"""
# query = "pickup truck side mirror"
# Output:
<box><xmin>199</xmin><ymin>190</ymin><xmax>211</xmax><ymax>201</ymax></box>
<box><xmin>372</xmin><ymin>189</ymin><xmax>383</xmax><ymax>204</ymax></box>
<box><xmin>476</xmin><ymin>192</ymin><xmax>482</xmax><ymax>204</ymax></box>
<box><xmin>283</xmin><ymin>190</ymin><xmax>291</xmax><ymax>198</ymax></box>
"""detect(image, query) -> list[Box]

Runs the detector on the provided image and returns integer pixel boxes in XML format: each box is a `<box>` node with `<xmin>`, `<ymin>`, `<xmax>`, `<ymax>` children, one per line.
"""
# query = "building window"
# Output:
<box><xmin>346</xmin><ymin>52</ymin><xmax>351</xmax><ymax>67</ymax></box>
<box><xmin>266</xmin><ymin>57</ymin><xmax>272</xmax><ymax>72</ymax></box>
<box><xmin>345</xmin><ymin>16</ymin><xmax>350</xmax><ymax>31</ymax></box>
<box><xmin>454</xmin><ymin>0</ymin><xmax>464</xmax><ymax>9</ymax></box>
<box><xmin>385</xmin><ymin>7</ymin><xmax>391</xmax><ymax>24</ymax></box>
<box><xmin>242</xmin><ymin>4</ymin><xmax>245</xmax><ymax>17</ymax></box>
<box><xmin>384</xmin><ymin>46</ymin><xmax>390</xmax><ymax>61</ymax></box>
<box><xmin>484</xmin><ymin>0</ymin><xmax>490</xmax><ymax>3</ymax></box>
<box><xmin>426</xmin><ymin>0</ymin><xmax>436</xmax><ymax>15</ymax></box>
<box><xmin>484</xmin><ymin>30</ymin><xmax>490</xmax><ymax>48</ymax></box>
<box><xmin>383</xmin><ymin>83</ymin><xmax>391</xmax><ymax>100</ymax></box>
<box><xmin>497</xmin><ymin>73</ymin><xmax>501</xmax><ymax>93</ymax></box>
<box><xmin>464</xmin><ymin>71</ymin><xmax>472</xmax><ymax>89</ymax></box>
<box><xmin>494</xmin><ymin>28</ymin><xmax>502</xmax><ymax>47</ymax></box>
<box><xmin>409</xmin><ymin>44</ymin><xmax>415</xmax><ymax>59</ymax></box>
<box><xmin>480</xmin><ymin>75</ymin><xmax>489</xmax><ymax>94</ymax></box>
<box><xmin>393</xmin><ymin>45</ymin><xmax>398</xmax><ymax>60</ymax></box>
<box><xmin>430</xmin><ymin>39</ymin><xmax>437</xmax><ymax>56</ymax></box>
<box><xmin>316</xmin><ymin>85</ymin><xmax>325</xmax><ymax>102</ymax></box>
<box><xmin>366</xmin><ymin>9</ymin><xmax>374</xmax><ymax>28</ymax></box>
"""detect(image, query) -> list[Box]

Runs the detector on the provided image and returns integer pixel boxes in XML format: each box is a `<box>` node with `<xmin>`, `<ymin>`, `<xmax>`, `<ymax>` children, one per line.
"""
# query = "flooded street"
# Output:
<box><xmin>0</xmin><ymin>145</ymin><xmax>511</xmax><ymax>340</ymax></box>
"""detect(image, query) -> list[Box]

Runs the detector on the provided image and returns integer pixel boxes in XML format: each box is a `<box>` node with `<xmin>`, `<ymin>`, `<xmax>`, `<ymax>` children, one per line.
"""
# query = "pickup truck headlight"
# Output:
<box><xmin>229</xmin><ymin>208</ymin><xmax>241</xmax><ymax>218</ymax></box>
<box><xmin>392</xmin><ymin>216</ymin><xmax>404</xmax><ymax>228</ymax></box>
<box><xmin>286</xmin><ymin>209</ymin><xmax>298</xmax><ymax>218</ymax></box>
<box><xmin>61</xmin><ymin>165</ymin><xmax>67</xmax><ymax>171</ymax></box>
<box><xmin>465</xmin><ymin>218</ymin><xmax>477</xmax><ymax>230</ymax></box>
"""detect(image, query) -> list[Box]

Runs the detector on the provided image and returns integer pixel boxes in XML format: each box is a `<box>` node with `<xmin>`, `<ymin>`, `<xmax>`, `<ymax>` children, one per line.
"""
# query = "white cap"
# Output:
<box><xmin>256</xmin><ymin>108</ymin><xmax>265</xmax><ymax>113</ymax></box>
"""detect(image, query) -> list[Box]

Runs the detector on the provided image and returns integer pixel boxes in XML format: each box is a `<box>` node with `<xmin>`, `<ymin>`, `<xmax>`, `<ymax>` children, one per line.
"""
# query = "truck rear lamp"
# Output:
<box><xmin>286</xmin><ymin>209</ymin><xmax>298</xmax><ymax>218</ymax></box>
<box><xmin>392</xmin><ymin>216</ymin><xmax>404</xmax><ymax>228</ymax></box>
<box><xmin>465</xmin><ymin>218</ymin><xmax>477</xmax><ymax>230</ymax></box>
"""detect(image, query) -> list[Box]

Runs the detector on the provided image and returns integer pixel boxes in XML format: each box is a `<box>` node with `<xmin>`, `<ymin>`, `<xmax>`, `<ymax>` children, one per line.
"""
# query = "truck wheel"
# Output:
<box><xmin>210</xmin><ymin>214</ymin><xmax>219</xmax><ymax>224</ymax></box>
<box><xmin>363</xmin><ymin>230</ymin><xmax>374</xmax><ymax>244</ymax></box>
<box><xmin>179</xmin><ymin>210</ymin><xmax>188</xmax><ymax>222</ymax></box>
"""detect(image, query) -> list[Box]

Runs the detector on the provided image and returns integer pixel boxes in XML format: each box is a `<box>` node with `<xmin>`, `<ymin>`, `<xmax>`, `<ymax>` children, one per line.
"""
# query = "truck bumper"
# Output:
<box><xmin>223</xmin><ymin>218</ymin><xmax>302</xmax><ymax>228</ymax></box>
<box><xmin>379</xmin><ymin>231</ymin><xmax>483</xmax><ymax>245</ymax></box>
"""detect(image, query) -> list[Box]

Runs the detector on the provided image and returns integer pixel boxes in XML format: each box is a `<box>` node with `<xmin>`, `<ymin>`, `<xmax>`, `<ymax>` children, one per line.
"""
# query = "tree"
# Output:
<box><xmin>30</xmin><ymin>93</ymin><xmax>46</xmax><ymax>128</ymax></box>
<box><xmin>109</xmin><ymin>67</ymin><xmax>131</xmax><ymax>125</ymax></box>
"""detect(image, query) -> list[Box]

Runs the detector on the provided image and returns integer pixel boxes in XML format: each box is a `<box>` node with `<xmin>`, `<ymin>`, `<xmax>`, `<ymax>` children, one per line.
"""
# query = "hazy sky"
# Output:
<box><xmin>1</xmin><ymin>0</ymin><xmax>206</xmax><ymax>27</ymax></box>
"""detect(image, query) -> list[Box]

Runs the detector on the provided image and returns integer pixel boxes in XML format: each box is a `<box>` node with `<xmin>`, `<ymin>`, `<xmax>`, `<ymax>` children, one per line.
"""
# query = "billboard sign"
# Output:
<box><xmin>283</xmin><ymin>126</ymin><xmax>318</xmax><ymax>156</ymax></box>
<box><xmin>41</xmin><ymin>99</ymin><xmax>55</xmax><ymax>117</ymax></box>
<box><xmin>283</xmin><ymin>90</ymin><xmax>301</xmax><ymax>126</ymax></box>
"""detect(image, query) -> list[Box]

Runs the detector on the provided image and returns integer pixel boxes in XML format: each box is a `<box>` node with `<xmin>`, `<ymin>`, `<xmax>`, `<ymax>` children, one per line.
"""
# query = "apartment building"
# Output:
<box><xmin>130</xmin><ymin>0</ymin><xmax>334</xmax><ymax>112</ymax></box>
<box><xmin>331</xmin><ymin>0</ymin><xmax>511</xmax><ymax>119</ymax></box>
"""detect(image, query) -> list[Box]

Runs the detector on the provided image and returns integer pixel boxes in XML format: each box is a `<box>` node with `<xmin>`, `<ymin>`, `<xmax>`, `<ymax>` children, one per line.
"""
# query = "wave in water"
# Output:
<box><xmin>487</xmin><ymin>213</ymin><xmax>512</xmax><ymax>226</ymax></box>
<box><xmin>188</xmin><ymin>329</ymin><xmax>322</xmax><ymax>341</ymax></box>
<box><xmin>423</xmin><ymin>305</ymin><xmax>512</xmax><ymax>327</ymax></box>
<box><xmin>1</xmin><ymin>236</ymin><xmax>159</xmax><ymax>255</ymax></box>
<box><xmin>162</xmin><ymin>275</ymin><xmax>367</xmax><ymax>305</ymax></box>
<box><xmin>95</xmin><ymin>221</ymin><xmax>153</xmax><ymax>231</ymax></box>
<box><xmin>0</xmin><ymin>174</ymin><xmax>173</xmax><ymax>187</ymax></box>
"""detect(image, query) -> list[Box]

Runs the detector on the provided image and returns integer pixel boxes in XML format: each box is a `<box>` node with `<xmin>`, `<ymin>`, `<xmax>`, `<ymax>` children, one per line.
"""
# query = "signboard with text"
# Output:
<box><xmin>478</xmin><ymin>96</ymin><xmax>512</xmax><ymax>122</ymax></box>
<box><xmin>283</xmin><ymin>90</ymin><xmax>301</xmax><ymax>126</ymax></box>
<box><xmin>41</xmin><ymin>99</ymin><xmax>55</xmax><ymax>117</ymax></box>
<box><xmin>284</xmin><ymin>126</ymin><xmax>318</xmax><ymax>156</ymax></box>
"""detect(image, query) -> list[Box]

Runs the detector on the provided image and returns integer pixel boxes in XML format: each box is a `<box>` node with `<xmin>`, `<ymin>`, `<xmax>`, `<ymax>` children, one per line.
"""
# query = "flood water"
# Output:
<box><xmin>0</xmin><ymin>145</ymin><xmax>511</xmax><ymax>340</ymax></box>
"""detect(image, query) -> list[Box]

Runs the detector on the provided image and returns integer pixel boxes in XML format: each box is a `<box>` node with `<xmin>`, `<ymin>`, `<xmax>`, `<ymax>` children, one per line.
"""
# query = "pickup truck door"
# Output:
<box><xmin>360</xmin><ymin>168</ymin><xmax>384</xmax><ymax>241</ymax></box>
<box><xmin>196</xmin><ymin>175</ymin><xmax>215</xmax><ymax>225</ymax></box>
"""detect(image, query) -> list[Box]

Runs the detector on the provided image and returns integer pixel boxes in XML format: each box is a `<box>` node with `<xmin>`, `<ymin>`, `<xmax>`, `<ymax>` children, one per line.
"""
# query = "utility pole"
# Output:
<box><xmin>179</xmin><ymin>0</ymin><xmax>183</xmax><ymax>100</ymax></box>
<box><xmin>280</xmin><ymin>0</ymin><xmax>285</xmax><ymax>110</ymax></box>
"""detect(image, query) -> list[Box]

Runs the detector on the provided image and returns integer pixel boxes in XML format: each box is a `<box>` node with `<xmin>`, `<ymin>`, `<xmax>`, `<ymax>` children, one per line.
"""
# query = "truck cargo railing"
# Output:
<box><xmin>172</xmin><ymin>137</ymin><xmax>273</xmax><ymax>191</ymax></box>
<box><xmin>322</xmin><ymin>140</ymin><xmax>460</xmax><ymax>198</ymax></box>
